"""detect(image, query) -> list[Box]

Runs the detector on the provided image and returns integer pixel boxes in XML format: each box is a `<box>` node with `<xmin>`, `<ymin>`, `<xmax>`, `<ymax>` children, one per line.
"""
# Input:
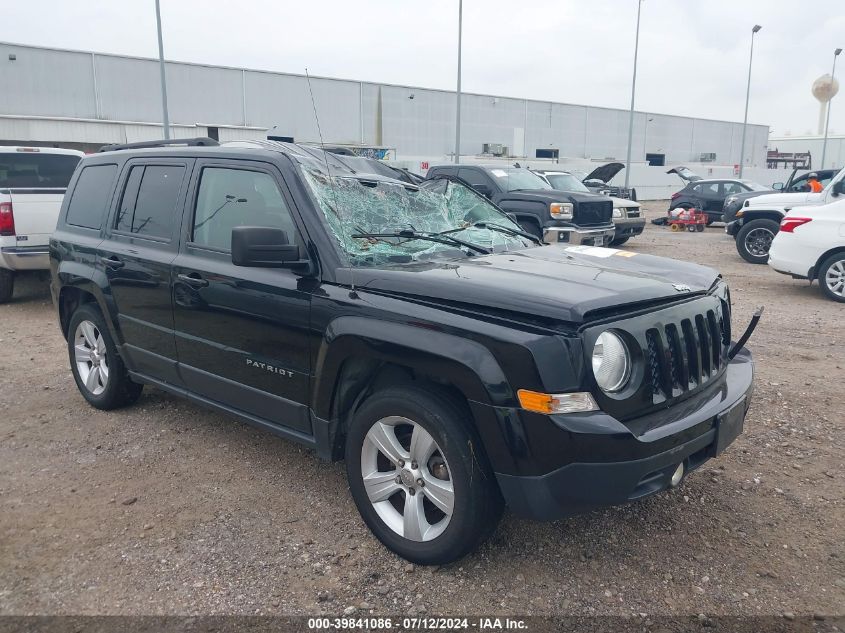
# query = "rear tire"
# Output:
<box><xmin>345</xmin><ymin>385</ymin><xmax>503</xmax><ymax>565</ymax></box>
<box><xmin>67</xmin><ymin>303</ymin><xmax>143</xmax><ymax>410</ymax></box>
<box><xmin>736</xmin><ymin>219</ymin><xmax>779</xmax><ymax>264</ymax></box>
<box><xmin>818</xmin><ymin>253</ymin><xmax>845</xmax><ymax>303</ymax></box>
<box><xmin>0</xmin><ymin>269</ymin><xmax>14</xmax><ymax>303</ymax></box>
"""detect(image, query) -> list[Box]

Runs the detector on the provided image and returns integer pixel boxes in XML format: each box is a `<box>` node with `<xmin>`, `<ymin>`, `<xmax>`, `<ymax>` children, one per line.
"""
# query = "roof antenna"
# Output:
<box><xmin>305</xmin><ymin>68</ymin><xmax>357</xmax><ymax>298</ymax></box>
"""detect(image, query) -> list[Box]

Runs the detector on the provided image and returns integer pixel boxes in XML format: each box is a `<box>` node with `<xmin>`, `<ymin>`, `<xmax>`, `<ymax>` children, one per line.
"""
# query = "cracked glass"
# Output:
<box><xmin>301</xmin><ymin>168</ymin><xmax>533</xmax><ymax>267</ymax></box>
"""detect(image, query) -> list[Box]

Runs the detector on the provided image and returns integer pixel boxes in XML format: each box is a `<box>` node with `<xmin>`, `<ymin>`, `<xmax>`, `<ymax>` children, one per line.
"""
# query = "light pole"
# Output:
<box><xmin>454</xmin><ymin>0</ymin><xmax>463</xmax><ymax>164</ymax></box>
<box><xmin>821</xmin><ymin>48</ymin><xmax>843</xmax><ymax>170</ymax></box>
<box><xmin>738</xmin><ymin>24</ymin><xmax>762</xmax><ymax>178</ymax></box>
<box><xmin>154</xmin><ymin>0</ymin><xmax>171</xmax><ymax>139</ymax></box>
<box><xmin>623</xmin><ymin>0</ymin><xmax>643</xmax><ymax>190</ymax></box>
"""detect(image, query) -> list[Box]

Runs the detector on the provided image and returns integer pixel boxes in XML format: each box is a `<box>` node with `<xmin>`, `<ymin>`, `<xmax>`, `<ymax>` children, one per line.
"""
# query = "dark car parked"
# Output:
<box><xmin>722</xmin><ymin>168</ymin><xmax>838</xmax><ymax>228</ymax></box>
<box><xmin>668</xmin><ymin>170</ymin><xmax>770</xmax><ymax>224</ymax></box>
<box><xmin>425</xmin><ymin>164</ymin><xmax>615</xmax><ymax>246</ymax></box>
<box><xmin>50</xmin><ymin>138</ymin><xmax>757</xmax><ymax>565</ymax></box>
<box><xmin>579</xmin><ymin>162</ymin><xmax>636</xmax><ymax>200</ymax></box>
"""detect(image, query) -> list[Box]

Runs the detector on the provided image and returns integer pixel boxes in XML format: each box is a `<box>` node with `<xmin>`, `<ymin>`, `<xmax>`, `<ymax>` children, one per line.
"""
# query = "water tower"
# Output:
<box><xmin>812</xmin><ymin>74</ymin><xmax>840</xmax><ymax>134</ymax></box>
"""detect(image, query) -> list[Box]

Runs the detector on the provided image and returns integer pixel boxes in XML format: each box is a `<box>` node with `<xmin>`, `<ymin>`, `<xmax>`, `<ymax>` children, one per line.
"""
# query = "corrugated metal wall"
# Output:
<box><xmin>0</xmin><ymin>42</ymin><xmax>769</xmax><ymax>166</ymax></box>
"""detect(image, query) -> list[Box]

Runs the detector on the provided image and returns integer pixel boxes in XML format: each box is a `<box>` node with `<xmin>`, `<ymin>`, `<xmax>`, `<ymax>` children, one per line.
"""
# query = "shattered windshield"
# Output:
<box><xmin>301</xmin><ymin>168</ymin><xmax>534</xmax><ymax>267</ymax></box>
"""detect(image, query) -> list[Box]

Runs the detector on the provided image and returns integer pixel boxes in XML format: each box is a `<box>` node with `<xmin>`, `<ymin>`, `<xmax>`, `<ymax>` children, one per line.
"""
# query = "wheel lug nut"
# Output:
<box><xmin>398</xmin><ymin>460</ymin><xmax>405</xmax><ymax>468</ymax></box>
<box><xmin>395</xmin><ymin>476</ymin><xmax>401</xmax><ymax>484</ymax></box>
<box><xmin>417</xmin><ymin>478</ymin><xmax>424</xmax><ymax>487</ymax></box>
<box><xmin>408</xmin><ymin>488</ymin><xmax>416</xmax><ymax>496</ymax></box>
<box><xmin>411</xmin><ymin>461</ymin><xmax>418</xmax><ymax>469</ymax></box>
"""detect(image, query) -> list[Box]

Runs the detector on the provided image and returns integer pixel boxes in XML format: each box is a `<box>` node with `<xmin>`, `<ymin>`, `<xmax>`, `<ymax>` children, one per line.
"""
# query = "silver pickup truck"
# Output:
<box><xmin>0</xmin><ymin>146</ymin><xmax>83</xmax><ymax>302</ymax></box>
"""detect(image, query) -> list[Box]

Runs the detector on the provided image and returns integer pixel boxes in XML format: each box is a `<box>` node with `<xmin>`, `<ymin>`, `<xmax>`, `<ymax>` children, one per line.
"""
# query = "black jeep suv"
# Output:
<box><xmin>50</xmin><ymin>138</ymin><xmax>756</xmax><ymax>564</ymax></box>
<box><xmin>425</xmin><ymin>164</ymin><xmax>616</xmax><ymax>246</ymax></box>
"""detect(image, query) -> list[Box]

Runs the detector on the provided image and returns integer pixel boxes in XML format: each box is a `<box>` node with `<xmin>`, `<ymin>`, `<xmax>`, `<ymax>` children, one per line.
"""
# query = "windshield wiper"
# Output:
<box><xmin>351</xmin><ymin>229</ymin><xmax>492</xmax><ymax>255</ymax></box>
<box><xmin>471</xmin><ymin>221</ymin><xmax>544</xmax><ymax>245</ymax></box>
<box><xmin>437</xmin><ymin>221</ymin><xmax>543</xmax><ymax>245</ymax></box>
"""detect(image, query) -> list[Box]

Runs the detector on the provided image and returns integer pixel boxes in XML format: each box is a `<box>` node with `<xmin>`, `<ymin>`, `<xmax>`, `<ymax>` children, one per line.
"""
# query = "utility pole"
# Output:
<box><xmin>454</xmin><ymin>0</ymin><xmax>463</xmax><ymax>164</ymax></box>
<box><xmin>738</xmin><ymin>24</ymin><xmax>762</xmax><ymax>178</ymax></box>
<box><xmin>623</xmin><ymin>0</ymin><xmax>643</xmax><ymax>190</ymax></box>
<box><xmin>821</xmin><ymin>48</ymin><xmax>842</xmax><ymax>170</ymax></box>
<box><xmin>155</xmin><ymin>0</ymin><xmax>171</xmax><ymax>139</ymax></box>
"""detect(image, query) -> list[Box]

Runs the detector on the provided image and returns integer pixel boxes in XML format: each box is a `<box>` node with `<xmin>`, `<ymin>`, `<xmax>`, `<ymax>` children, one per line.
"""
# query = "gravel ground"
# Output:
<box><xmin>1</xmin><ymin>203</ymin><xmax>843</xmax><ymax>619</ymax></box>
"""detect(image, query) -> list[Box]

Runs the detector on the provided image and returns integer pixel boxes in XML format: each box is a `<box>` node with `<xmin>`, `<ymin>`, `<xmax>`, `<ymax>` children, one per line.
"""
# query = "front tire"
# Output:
<box><xmin>610</xmin><ymin>236</ymin><xmax>629</xmax><ymax>246</ymax></box>
<box><xmin>345</xmin><ymin>385</ymin><xmax>502</xmax><ymax>565</ymax></box>
<box><xmin>0</xmin><ymin>268</ymin><xmax>14</xmax><ymax>303</ymax></box>
<box><xmin>818</xmin><ymin>253</ymin><xmax>845</xmax><ymax>303</ymax></box>
<box><xmin>736</xmin><ymin>219</ymin><xmax>779</xmax><ymax>264</ymax></box>
<box><xmin>68</xmin><ymin>303</ymin><xmax>143</xmax><ymax>410</ymax></box>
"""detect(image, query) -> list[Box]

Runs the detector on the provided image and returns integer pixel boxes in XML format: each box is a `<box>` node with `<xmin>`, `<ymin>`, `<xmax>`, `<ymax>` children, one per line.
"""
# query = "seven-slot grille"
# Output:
<box><xmin>645</xmin><ymin>305</ymin><xmax>729</xmax><ymax>403</ymax></box>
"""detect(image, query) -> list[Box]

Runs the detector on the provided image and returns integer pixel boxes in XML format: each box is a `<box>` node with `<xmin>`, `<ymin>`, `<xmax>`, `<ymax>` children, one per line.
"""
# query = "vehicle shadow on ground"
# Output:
<box><xmin>6</xmin><ymin>272</ymin><xmax>52</xmax><ymax>304</ymax></box>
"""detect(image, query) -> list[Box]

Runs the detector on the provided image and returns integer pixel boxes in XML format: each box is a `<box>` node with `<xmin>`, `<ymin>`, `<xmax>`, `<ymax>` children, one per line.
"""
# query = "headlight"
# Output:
<box><xmin>550</xmin><ymin>202</ymin><xmax>574</xmax><ymax>220</ymax></box>
<box><xmin>612</xmin><ymin>207</ymin><xmax>624</xmax><ymax>218</ymax></box>
<box><xmin>592</xmin><ymin>331</ymin><xmax>631</xmax><ymax>393</ymax></box>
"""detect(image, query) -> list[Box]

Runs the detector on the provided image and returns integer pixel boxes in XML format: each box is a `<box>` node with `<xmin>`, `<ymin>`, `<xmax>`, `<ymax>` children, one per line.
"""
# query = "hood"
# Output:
<box><xmin>583</xmin><ymin>162</ymin><xmax>625</xmax><ymax>184</ymax></box>
<box><xmin>499</xmin><ymin>188</ymin><xmax>605</xmax><ymax>204</ymax></box>
<box><xmin>745</xmin><ymin>191</ymin><xmax>822</xmax><ymax>209</ymax></box>
<box><xmin>609</xmin><ymin>196</ymin><xmax>640</xmax><ymax>208</ymax></box>
<box><xmin>348</xmin><ymin>245</ymin><xmax>719</xmax><ymax>325</ymax></box>
<box><xmin>667</xmin><ymin>166</ymin><xmax>702</xmax><ymax>183</ymax></box>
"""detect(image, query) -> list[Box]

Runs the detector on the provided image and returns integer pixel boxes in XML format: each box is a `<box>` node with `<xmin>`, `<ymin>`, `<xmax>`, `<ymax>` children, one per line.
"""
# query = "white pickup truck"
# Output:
<box><xmin>0</xmin><ymin>146</ymin><xmax>83</xmax><ymax>302</ymax></box>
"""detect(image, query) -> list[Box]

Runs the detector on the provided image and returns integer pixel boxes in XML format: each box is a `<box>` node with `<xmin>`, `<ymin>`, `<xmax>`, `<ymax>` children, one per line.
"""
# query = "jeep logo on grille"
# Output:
<box><xmin>672</xmin><ymin>284</ymin><xmax>692</xmax><ymax>293</ymax></box>
<box><xmin>246</xmin><ymin>358</ymin><xmax>294</xmax><ymax>378</ymax></box>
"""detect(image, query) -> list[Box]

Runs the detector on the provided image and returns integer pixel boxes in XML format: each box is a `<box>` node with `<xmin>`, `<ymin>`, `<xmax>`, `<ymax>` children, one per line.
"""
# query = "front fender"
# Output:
<box><xmin>312</xmin><ymin>316</ymin><xmax>514</xmax><ymax>420</ymax></box>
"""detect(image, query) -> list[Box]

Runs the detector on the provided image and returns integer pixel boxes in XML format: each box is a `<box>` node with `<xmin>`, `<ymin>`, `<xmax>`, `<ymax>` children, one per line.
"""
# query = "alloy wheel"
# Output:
<box><xmin>824</xmin><ymin>259</ymin><xmax>845</xmax><ymax>298</ymax></box>
<box><xmin>744</xmin><ymin>227</ymin><xmax>774</xmax><ymax>258</ymax></box>
<box><xmin>360</xmin><ymin>416</ymin><xmax>454</xmax><ymax>542</ymax></box>
<box><xmin>74</xmin><ymin>320</ymin><xmax>109</xmax><ymax>396</ymax></box>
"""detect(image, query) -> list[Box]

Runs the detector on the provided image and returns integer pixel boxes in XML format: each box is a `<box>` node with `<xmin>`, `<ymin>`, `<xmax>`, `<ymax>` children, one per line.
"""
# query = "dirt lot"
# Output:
<box><xmin>1</xmin><ymin>204</ymin><xmax>843</xmax><ymax>619</ymax></box>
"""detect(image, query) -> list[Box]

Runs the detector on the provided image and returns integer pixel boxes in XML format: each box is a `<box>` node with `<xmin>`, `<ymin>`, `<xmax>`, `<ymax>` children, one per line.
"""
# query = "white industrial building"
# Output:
<box><xmin>1</xmin><ymin>41</ymin><xmax>770</xmax><ymax>175</ymax></box>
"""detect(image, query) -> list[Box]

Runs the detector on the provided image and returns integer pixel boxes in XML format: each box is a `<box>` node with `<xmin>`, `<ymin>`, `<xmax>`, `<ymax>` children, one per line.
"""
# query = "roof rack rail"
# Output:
<box><xmin>98</xmin><ymin>137</ymin><xmax>220</xmax><ymax>153</ymax></box>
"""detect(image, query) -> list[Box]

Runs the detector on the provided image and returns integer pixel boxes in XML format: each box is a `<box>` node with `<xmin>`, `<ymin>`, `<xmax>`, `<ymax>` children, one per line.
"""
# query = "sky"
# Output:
<box><xmin>3</xmin><ymin>0</ymin><xmax>844</xmax><ymax>137</ymax></box>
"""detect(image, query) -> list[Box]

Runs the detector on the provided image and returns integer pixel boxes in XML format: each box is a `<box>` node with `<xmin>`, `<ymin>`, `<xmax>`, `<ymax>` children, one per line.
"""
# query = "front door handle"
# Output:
<box><xmin>101</xmin><ymin>255</ymin><xmax>125</xmax><ymax>269</ymax></box>
<box><xmin>177</xmin><ymin>273</ymin><xmax>209</xmax><ymax>288</ymax></box>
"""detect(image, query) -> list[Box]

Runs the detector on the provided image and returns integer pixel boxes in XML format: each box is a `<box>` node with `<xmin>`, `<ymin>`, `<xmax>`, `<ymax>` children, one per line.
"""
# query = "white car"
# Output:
<box><xmin>0</xmin><ymin>146</ymin><xmax>83</xmax><ymax>302</ymax></box>
<box><xmin>768</xmin><ymin>199</ymin><xmax>845</xmax><ymax>303</ymax></box>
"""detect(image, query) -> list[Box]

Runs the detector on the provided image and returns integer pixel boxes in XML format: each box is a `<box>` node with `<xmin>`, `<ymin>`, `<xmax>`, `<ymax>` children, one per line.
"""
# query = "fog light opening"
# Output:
<box><xmin>670</xmin><ymin>463</ymin><xmax>685</xmax><ymax>488</ymax></box>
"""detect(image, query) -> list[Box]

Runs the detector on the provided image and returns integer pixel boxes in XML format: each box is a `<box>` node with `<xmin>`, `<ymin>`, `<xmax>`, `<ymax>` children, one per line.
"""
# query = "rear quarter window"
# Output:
<box><xmin>65</xmin><ymin>164</ymin><xmax>118</xmax><ymax>230</ymax></box>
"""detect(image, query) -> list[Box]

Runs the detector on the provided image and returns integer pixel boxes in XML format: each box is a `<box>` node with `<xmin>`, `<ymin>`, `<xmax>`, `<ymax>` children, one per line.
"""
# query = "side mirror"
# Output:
<box><xmin>772</xmin><ymin>182</ymin><xmax>783</xmax><ymax>190</ymax></box>
<box><xmin>833</xmin><ymin>180</ymin><xmax>844</xmax><ymax>197</ymax></box>
<box><xmin>473</xmin><ymin>184</ymin><xmax>493</xmax><ymax>198</ymax></box>
<box><xmin>231</xmin><ymin>226</ymin><xmax>307</xmax><ymax>269</ymax></box>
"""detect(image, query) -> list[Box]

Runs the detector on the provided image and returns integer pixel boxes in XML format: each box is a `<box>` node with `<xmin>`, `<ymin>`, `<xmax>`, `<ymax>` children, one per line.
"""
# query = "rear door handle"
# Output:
<box><xmin>101</xmin><ymin>255</ymin><xmax>125</xmax><ymax>269</ymax></box>
<box><xmin>177</xmin><ymin>273</ymin><xmax>209</xmax><ymax>288</ymax></box>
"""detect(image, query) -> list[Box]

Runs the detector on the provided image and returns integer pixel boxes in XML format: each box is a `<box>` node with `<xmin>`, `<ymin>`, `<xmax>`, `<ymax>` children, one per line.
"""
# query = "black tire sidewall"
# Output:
<box><xmin>737</xmin><ymin>219</ymin><xmax>779</xmax><ymax>264</ymax></box>
<box><xmin>0</xmin><ymin>269</ymin><xmax>14</xmax><ymax>303</ymax></box>
<box><xmin>67</xmin><ymin>304</ymin><xmax>141</xmax><ymax>409</ymax></box>
<box><xmin>818</xmin><ymin>253</ymin><xmax>845</xmax><ymax>303</ymax></box>
<box><xmin>345</xmin><ymin>386</ymin><xmax>499</xmax><ymax>565</ymax></box>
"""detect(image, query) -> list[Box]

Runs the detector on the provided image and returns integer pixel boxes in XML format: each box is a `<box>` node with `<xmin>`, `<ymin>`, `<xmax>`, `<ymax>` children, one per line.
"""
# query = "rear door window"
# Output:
<box><xmin>114</xmin><ymin>164</ymin><xmax>186</xmax><ymax>240</ymax></box>
<box><xmin>0</xmin><ymin>152</ymin><xmax>81</xmax><ymax>189</ymax></box>
<box><xmin>65</xmin><ymin>164</ymin><xmax>118</xmax><ymax>230</ymax></box>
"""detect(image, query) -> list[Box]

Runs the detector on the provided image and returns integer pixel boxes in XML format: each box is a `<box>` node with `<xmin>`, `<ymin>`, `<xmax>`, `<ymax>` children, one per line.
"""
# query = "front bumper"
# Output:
<box><xmin>491</xmin><ymin>347</ymin><xmax>755</xmax><ymax>521</ymax></box>
<box><xmin>0</xmin><ymin>245</ymin><xmax>50</xmax><ymax>271</ymax></box>
<box><xmin>543</xmin><ymin>224</ymin><xmax>616</xmax><ymax>247</ymax></box>
<box><xmin>725</xmin><ymin>219</ymin><xmax>742</xmax><ymax>237</ymax></box>
<box><xmin>613</xmin><ymin>216</ymin><xmax>646</xmax><ymax>240</ymax></box>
